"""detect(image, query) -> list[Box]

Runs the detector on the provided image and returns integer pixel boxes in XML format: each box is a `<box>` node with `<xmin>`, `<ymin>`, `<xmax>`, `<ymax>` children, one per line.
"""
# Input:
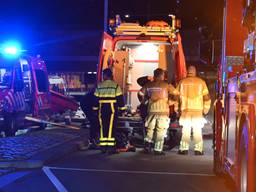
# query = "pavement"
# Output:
<box><xmin>0</xmin><ymin>139</ymin><xmax>234</xmax><ymax>192</ymax></box>
<box><xmin>0</xmin><ymin>169</ymin><xmax>13</xmax><ymax>177</ymax></box>
<box><xmin>0</xmin><ymin>128</ymin><xmax>89</xmax><ymax>170</ymax></box>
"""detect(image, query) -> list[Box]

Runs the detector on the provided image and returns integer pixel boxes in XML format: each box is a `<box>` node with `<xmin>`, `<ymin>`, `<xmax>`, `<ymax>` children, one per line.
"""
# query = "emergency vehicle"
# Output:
<box><xmin>97</xmin><ymin>16</ymin><xmax>187</xmax><ymax>147</ymax></box>
<box><xmin>213</xmin><ymin>0</ymin><xmax>256</xmax><ymax>191</ymax></box>
<box><xmin>0</xmin><ymin>51</ymin><xmax>79</xmax><ymax>137</ymax></box>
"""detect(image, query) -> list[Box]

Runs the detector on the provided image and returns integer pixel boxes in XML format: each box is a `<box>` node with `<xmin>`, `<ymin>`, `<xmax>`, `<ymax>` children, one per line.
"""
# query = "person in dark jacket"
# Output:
<box><xmin>80</xmin><ymin>88</ymin><xmax>100</xmax><ymax>149</ymax></box>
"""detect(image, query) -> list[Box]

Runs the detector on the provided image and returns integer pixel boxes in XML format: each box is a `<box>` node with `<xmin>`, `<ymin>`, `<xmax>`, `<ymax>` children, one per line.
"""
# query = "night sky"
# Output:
<box><xmin>0</xmin><ymin>0</ymin><xmax>224</xmax><ymax>39</ymax></box>
<box><xmin>110</xmin><ymin>0</ymin><xmax>223</xmax><ymax>36</ymax></box>
<box><xmin>0</xmin><ymin>0</ymin><xmax>224</xmax><ymax>71</ymax></box>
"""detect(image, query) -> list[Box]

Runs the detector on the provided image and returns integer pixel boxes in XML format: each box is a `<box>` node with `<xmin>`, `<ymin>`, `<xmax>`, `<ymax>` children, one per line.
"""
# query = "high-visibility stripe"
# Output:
<box><xmin>99</xmin><ymin>138</ymin><xmax>115</xmax><ymax>142</ymax></box>
<box><xmin>115</xmin><ymin>85</ymin><xmax>122</xmax><ymax>96</ymax></box>
<box><xmin>203</xmin><ymin>89</ymin><xmax>209</xmax><ymax>95</ymax></box>
<box><xmin>100</xmin><ymin>138</ymin><xmax>108</xmax><ymax>141</ymax></box>
<box><xmin>98</xmin><ymin>104</ymin><xmax>103</xmax><ymax>139</ymax></box>
<box><xmin>97</xmin><ymin>87</ymin><xmax>117</xmax><ymax>90</ymax></box>
<box><xmin>99</xmin><ymin>142</ymin><xmax>115</xmax><ymax>146</ymax></box>
<box><xmin>116</xmin><ymin>92</ymin><xmax>122</xmax><ymax>96</ymax></box>
<box><xmin>99</xmin><ymin>100</ymin><xmax>116</xmax><ymax>103</ymax></box>
<box><xmin>92</xmin><ymin>107</ymin><xmax>99</xmax><ymax>110</ymax></box>
<box><xmin>97</xmin><ymin>94</ymin><xmax>117</xmax><ymax>98</ymax></box>
<box><xmin>99</xmin><ymin>143</ymin><xmax>109</xmax><ymax>146</ymax></box>
<box><xmin>179</xmin><ymin>141</ymin><xmax>189</xmax><ymax>151</ymax></box>
<box><xmin>107</xmin><ymin>143</ymin><xmax>115</xmax><ymax>146</ymax></box>
<box><xmin>108</xmin><ymin>103</ymin><xmax>115</xmax><ymax>139</ymax></box>
<box><xmin>94</xmin><ymin>92</ymin><xmax>99</xmax><ymax>97</ymax></box>
<box><xmin>118</xmin><ymin>106</ymin><xmax>127</xmax><ymax>110</ymax></box>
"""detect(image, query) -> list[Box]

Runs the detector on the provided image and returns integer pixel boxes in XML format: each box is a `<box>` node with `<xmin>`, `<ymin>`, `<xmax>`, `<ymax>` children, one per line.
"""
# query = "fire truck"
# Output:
<box><xmin>0</xmin><ymin>49</ymin><xmax>79</xmax><ymax>137</ymax></box>
<box><xmin>213</xmin><ymin>0</ymin><xmax>256</xmax><ymax>191</ymax></box>
<box><xmin>97</xmin><ymin>17</ymin><xmax>187</xmax><ymax>147</ymax></box>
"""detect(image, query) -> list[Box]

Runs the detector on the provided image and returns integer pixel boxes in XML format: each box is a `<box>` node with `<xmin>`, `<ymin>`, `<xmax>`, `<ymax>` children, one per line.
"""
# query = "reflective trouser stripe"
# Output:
<box><xmin>99</xmin><ymin>100</ymin><xmax>117</xmax><ymax>103</ymax></box>
<box><xmin>99</xmin><ymin>142</ymin><xmax>115</xmax><ymax>146</ymax></box>
<box><xmin>194</xmin><ymin>141</ymin><xmax>203</xmax><ymax>152</ymax></box>
<box><xmin>154</xmin><ymin>141</ymin><xmax>164</xmax><ymax>152</ymax></box>
<box><xmin>98</xmin><ymin>102</ymin><xmax>116</xmax><ymax>147</ymax></box>
<box><xmin>98</xmin><ymin>104</ymin><xmax>103</xmax><ymax>139</ymax></box>
<box><xmin>108</xmin><ymin>103</ymin><xmax>115</xmax><ymax>139</ymax></box>
<box><xmin>179</xmin><ymin>141</ymin><xmax>189</xmax><ymax>151</ymax></box>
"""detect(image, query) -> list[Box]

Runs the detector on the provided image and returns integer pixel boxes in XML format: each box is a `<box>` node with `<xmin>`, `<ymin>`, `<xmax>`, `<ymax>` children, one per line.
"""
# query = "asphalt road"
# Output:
<box><xmin>0</xmin><ymin>139</ymin><xmax>234</xmax><ymax>192</ymax></box>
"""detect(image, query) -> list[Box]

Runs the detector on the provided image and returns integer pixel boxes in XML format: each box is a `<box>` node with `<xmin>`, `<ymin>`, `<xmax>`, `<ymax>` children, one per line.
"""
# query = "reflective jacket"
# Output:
<box><xmin>139</xmin><ymin>80</ymin><xmax>178</xmax><ymax>116</ymax></box>
<box><xmin>177</xmin><ymin>76</ymin><xmax>211</xmax><ymax>114</ymax></box>
<box><xmin>93</xmin><ymin>80</ymin><xmax>126</xmax><ymax>112</ymax></box>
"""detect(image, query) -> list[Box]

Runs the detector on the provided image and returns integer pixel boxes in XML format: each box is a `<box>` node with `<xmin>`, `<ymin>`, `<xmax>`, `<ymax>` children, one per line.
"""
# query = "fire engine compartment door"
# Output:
<box><xmin>113</xmin><ymin>51</ymin><xmax>129</xmax><ymax>93</ymax></box>
<box><xmin>226</xmin><ymin>79</ymin><xmax>238</xmax><ymax>163</ymax></box>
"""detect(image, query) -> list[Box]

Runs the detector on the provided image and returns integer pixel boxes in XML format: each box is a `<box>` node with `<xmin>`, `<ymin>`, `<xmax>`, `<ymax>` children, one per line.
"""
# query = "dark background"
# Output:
<box><xmin>0</xmin><ymin>0</ymin><xmax>224</xmax><ymax>72</ymax></box>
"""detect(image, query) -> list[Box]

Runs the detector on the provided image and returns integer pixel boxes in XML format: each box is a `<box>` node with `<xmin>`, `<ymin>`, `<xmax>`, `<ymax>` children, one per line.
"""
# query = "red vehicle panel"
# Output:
<box><xmin>214</xmin><ymin>0</ymin><xmax>256</xmax><ymax>191</ymax></box>
<box><xmin>50</xmin><ymin>90</ymin><xmax>79</xmax><ymax>113</ymax></box>
<box><xmin>0</xmin><ymin>55</ymin><xmax>79</xmax><ymax>136</ymax></box>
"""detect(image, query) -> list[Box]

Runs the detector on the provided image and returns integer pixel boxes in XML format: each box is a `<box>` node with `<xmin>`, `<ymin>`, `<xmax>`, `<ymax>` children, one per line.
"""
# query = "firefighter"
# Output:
<box><xmin>93</xmin><ymin>68</ymin><xmax>126</xmax><ymax>154</ymax></box>
<box><xmin>177</xmin><ymin>65</ymin><xmax>211</xmax><ymax>155</ymax></box>
<box><xmin>139</xmin><ymin>68</ymin><xmax>178</xmax><ymax>155</ymax></box>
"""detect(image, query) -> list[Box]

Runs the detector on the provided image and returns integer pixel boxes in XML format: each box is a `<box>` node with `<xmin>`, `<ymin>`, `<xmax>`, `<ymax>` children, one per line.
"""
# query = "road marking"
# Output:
<box><xmin>45</xmin><ymin>166</ymin><xmax>215</xmax><ymax>177</ymax></box>
<box><xmin>42</xmin><ymin>167</ymin><xmax>68</xmax><ymax>192</ymax></box>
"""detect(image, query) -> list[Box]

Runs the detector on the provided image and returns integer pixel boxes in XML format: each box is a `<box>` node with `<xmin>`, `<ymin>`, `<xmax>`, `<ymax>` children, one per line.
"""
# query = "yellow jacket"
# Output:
<box><xmin>139</xmin><ymin>80</ymin><xmax>178</xmax><ymax>115</ymax></box>
<box><xmin>177</xmin><ymin>76</ymin><xmax>211</xmax><ymax>114</ymax></box>
<box><xmin>93</xmin><ymin>80</ymin><xmax>126</xmax><ymax>111</ymax></box>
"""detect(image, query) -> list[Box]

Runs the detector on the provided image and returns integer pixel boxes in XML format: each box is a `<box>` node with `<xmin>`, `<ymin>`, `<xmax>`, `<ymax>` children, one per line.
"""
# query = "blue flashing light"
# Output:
<box><xmin>1</xmin><ymin>41</ymin><xmax>21</xmax><ymax>58</ymax></box>
<box><xmin>3</xmin><ymin>46</ymin><xmax>18</xmax><ymax>55</ymax></box>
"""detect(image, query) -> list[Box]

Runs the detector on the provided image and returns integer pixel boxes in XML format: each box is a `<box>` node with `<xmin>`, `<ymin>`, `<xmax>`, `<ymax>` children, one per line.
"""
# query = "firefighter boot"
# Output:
<box><xmin>143</xmin><ymin>142</ymin><xmax>152</xmax><ymax>154</ymax></box>
<box><xmin>107</xmin><ymin>147</ymin><xmax>119</xmax><ymax>155</ymax></box>
<box><xmin>194</xmin><ymin>151</ymin><xmax>204</xmax><ymax>156</ymax></box>
<box><xmin>178</xmin><ymin>150</ymin><xmax>188</xmax><ymax>155</ymax></box>
<box><xmin>154</xmin><ymin>151</ymin><xmax>165</xmax><ymax>156</ymax></box>
<box><xmin>154</xmin><ymin>141</ymin><xmax>165</xmax><ymax>155</ymax></box>
<box><xmin>88</xmin><ymin>139</ymin><xmax>100</xmax><ymax>150</ymax></box>
<box><xmin>178</xmin><ymin>141</ymin><xmax>189</xmax><ymax>155</ymax></box>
